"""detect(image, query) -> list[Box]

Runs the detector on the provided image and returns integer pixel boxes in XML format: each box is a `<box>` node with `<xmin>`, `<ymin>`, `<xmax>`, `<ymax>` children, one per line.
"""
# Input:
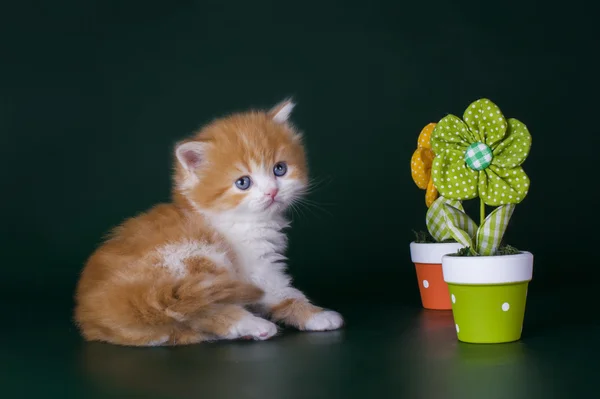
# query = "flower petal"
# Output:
<box><xmin>425</xmin><ymin>178</ymin><xmax>438</xmax><ymax>207</ymax></box>
<box><xmin>417</xmin><ymin>123</ymin><xmax>436</xmax><ymax>149</ymax></box>
<box><xmin>491</xmin><ymin>118</ymin><xmax>532</xmax><ymax>168</ymax></box>
<box><xmin>462</xmin><ymin>98</ymin><xmax>507</xmax><ymax>147</ymax></box>
<box><xmin>431</xmin><ymin>151</ymin><xmax>479</xmax><ymax>201</ymax></box>
<box><xmin>430</xmin><ymin>115</ymin><xmax>475</xmax><ymax>155</ymax></box>
<box><xmin>411</xmin><ymin>148</ymin><xmax>433</xmax><ymax>189</ymax></box>
<box><xmin>479</xmin><ymin>164</ymin><xmax>531</xmax><ymax>206</ymax></box>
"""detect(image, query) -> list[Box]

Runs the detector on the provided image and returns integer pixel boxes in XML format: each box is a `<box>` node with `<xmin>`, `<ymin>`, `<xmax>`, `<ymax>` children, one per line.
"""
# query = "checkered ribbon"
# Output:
<box><xmin>476</xmin><ymin>204</ymin><xmax>515</xmax><ymax>255</ymax></box>
<box><xmin>441</xmin><ymin>203</ymin><xmax>515</xmax><ymax>255</ymax></box>
<box><xmin>439</xmin><ymin>203</ymin><xmax>478</xmax><ymax>248</ymax></box>
<box><xmin>426</xmin><ymin>196</ymin><xmax>469</xmax><ymax>242</ymax></box>
<box><xmin>465</xmin><ymin>142</ymin><xmax>493</xmax><ymax>171</ymax></box>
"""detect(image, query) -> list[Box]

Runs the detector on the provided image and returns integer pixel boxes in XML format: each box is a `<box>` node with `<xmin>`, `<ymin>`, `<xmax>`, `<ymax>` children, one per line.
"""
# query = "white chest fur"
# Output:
<box><xmin>208</xmin><ymin>214</ymin><xmax>302</xmax><ymax>305</ymax></box>
<box><xmin>219</xmin><ymin>218</ymin><xmax>289</xmax><ymax>273</ymax></box>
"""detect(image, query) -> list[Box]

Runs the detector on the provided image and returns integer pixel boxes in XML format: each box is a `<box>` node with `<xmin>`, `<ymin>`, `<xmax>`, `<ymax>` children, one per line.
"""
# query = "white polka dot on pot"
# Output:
<box><xmin>456</xmin><ymin>324</ymin><xmax>460</xmax><ymax>333</ymax></box>
<box><xmin>451</xmin><ymin>294</ymin><xmax>456</xmax><ymax>303</ymax></box>
<box><xmin>502</xmin><ymin>302</ymin><xmax>510</xmax><ymax>311</ymax></box>
<box><xmin>423</xmin><ymin>280</ymin><xmax>429</xmax><ymax>288</ymax></box>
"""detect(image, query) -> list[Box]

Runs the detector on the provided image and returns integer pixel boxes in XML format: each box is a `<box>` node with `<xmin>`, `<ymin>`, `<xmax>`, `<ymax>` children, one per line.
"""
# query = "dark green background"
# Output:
<box><xmin>1</xmin><ymin>1</ymin><xmax>598</xmax><ymax>398</ymax></box>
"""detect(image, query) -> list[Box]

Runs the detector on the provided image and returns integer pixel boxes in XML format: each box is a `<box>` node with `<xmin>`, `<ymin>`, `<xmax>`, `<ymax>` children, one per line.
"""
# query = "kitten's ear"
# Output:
<box><xmin>176</xmin><ymin>141</ymin><xmax>205</xmax><ymax>171</ymax></box>
<box><xmin>269</xmin><ymin>98</ymin><xmax>295</xmax><ymax>124</ymax></box>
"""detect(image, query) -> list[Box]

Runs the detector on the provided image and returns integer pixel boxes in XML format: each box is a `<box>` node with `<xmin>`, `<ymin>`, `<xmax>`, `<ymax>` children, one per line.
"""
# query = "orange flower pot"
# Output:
<box><xmin>409</xmin><ymin>242</ymin><xmax>463</xmax><ymax>310</ymax></box>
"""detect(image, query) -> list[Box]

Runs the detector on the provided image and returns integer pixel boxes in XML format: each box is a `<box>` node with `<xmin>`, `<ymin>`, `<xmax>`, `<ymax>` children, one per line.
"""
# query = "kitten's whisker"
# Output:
<box><xmin>286</xmin><ymin>202</ymin><xmax>296</xmax><ymax>220</ymax></box>
<box><xmin>310</xmin><ymin>175</ymin><xmax>334</xmax><ymax>187</ymax></box>
<box><xmin>302</xmin><ymin>175</ymin><xmax>334</xmax><ymax>195</ymax></box>
<box><xmin>297</xmin><ymin>196</ymin><xmax>336</xmax><ymax>211</ymax></box>
<box><xmin>293</xmin><ymin>201</ymin><xmax>318</xmax><ymax>219</ymax></box>
<box><xmin>299</xmin><ymin>197</ymin><xmax>336</xmax><ymax>207</ymax></box>
<box><xmin>288</xmin><ymin>201</ymin><xmax>305</xmax><ymax>220</ymax></box>
<box><xmin>295</xmin><ymin>202</ymin><xmax>309</xmax><ymax>220</ymax></box>
<box><xmin>293</xmin><ymin>198</ymin><xmax>334</xmax><ymax>217</ymax></box>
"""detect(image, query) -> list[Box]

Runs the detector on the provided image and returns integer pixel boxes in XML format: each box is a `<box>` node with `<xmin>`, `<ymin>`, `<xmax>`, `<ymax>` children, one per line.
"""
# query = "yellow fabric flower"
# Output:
<box><xmin>411</xmin><ymin>123</ymin><xmax>439</xmax><ymax>207</ymax></box>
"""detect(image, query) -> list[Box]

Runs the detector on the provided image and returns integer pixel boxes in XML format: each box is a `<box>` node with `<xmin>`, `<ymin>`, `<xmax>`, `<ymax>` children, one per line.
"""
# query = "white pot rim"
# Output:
<box><xmin>409</xmin><ymin>241</ymin><xmax>464</xmax><ymax>264</ymax></box>
<box><xmin>442</xmin><ymin>251</ymin><xmax>533</xmax><ymax>285</ymax></box>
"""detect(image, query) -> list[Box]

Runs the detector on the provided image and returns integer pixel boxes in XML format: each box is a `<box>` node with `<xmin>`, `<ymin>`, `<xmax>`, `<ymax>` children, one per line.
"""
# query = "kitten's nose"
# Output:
<box><xmin>266</xmin><ymin>188</ymin><xmax>279</xmax><ymax>199</ymax></box>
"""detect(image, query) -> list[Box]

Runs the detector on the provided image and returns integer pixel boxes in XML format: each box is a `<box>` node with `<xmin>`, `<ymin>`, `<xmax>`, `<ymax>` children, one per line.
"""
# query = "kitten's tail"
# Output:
<box><xmin>119</xmin><ymin>273</ymin><xmax>264</xmax><ymax>325</ymax></box>
<box><xmin>74</xmin><ymin>270</ymin><xmax>265</xmax><ymax>344</ymax></box>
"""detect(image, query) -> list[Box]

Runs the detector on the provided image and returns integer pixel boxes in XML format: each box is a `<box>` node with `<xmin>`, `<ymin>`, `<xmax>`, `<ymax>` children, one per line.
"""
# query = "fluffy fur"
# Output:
<box><xmin>74</xmin><ymin>99</ymin><xmax>344</xmax><ymax>346</ymax></box>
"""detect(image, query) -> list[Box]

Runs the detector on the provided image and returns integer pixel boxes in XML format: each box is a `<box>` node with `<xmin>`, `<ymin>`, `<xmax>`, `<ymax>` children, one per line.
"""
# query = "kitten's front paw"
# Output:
<box><xmin>303</xmin><ymin>310</ymin><xmax>344</xmax><ymax>331</ymax></box>
<box><xmin>228</xmin><ymin>315</ymin><xmax>278</xmax><ymax>341</ymax></box>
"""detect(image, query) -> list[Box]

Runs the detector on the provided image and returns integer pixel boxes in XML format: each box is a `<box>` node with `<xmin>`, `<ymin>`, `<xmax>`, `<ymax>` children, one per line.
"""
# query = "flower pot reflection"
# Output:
<box><xmin>409</xmin><ymin>310</ymin><xmax>458</xmax><ymax>360</ymax></box>
<box><xmin>418</xmin><ymin>309</ymin><xmax>455</xmax><ymax>332</ymax></box>
<box><xmin>447</xmin><ymin>343</ymin><xmax>546</xmax><ymax>399</ymax></box>
<box><xmin>404</xmin><ymin>315</ymin><xmax>545</xmax><ymax>399</ymax></box>
<box><xmin>402</xmin><ymin>311</ymin><xmax>458</xmax><ymax>398</ymax></box>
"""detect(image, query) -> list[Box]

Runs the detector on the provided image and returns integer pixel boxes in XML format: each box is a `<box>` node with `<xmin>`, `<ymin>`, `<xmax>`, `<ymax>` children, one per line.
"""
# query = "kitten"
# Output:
<box><xmin>74</xmin><ymin>99</ymin><xmax>344</xmax><ymax>346</ymax></box>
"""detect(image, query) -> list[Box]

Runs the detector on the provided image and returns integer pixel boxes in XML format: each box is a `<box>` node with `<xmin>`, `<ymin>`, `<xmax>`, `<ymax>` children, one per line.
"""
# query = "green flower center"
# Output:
<box><xmin>464</xmin><ymin>142</ymin><xmax>493</xmax><ymax>171</ymax></box>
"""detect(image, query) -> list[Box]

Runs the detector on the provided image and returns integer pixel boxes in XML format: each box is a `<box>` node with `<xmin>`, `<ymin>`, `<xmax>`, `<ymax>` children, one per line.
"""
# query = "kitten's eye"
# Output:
<box><xmin>273</xmin><ymin>162</ymin><xmax>288</xmax><ymax>177</ymax></box>
<box><xmin>235</xmin><ymin>176</ymin><xmax>252</xmax><ymax>190</ymax></box>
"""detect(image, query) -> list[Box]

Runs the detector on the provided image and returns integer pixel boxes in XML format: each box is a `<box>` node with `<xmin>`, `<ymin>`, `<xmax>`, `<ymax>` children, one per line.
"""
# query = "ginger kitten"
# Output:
<box><xmin>74</xmin><ymin>99</ymin><xmax>343</xmax><ymax>346</ymax></box>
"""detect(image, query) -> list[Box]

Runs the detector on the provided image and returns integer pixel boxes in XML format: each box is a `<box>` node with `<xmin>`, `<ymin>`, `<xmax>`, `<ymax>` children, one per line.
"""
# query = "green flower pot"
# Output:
<box><xmin>442</xmin><ymin>251</ymin><xmax>533</xmax><ymax>344</ymax></box>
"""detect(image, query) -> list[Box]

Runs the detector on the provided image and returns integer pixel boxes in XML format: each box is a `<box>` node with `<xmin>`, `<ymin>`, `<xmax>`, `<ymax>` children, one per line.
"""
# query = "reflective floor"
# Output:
<box><xmin>1</xmin><ymin>285</ymin><xmax>597</xmax><ymax>399</ymax></box>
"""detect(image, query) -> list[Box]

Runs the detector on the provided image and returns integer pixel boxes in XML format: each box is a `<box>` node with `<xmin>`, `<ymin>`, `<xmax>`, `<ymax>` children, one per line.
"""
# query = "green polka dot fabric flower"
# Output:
<box><xmin>430</xmin><ymin>98</ymin><xmax>532</xmax><ymax>206</ymax></box>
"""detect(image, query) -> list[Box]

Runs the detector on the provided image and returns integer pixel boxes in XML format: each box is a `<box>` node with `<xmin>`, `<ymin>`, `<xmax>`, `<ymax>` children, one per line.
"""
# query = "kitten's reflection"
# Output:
<box><xmin>80</xmin><ymin>329</ymin><xmax>345</xmax><ymax>398</ymax></box>
<box><xmin>80</xmin><ymin>342</ymin><xmax>217</xmax><ymax>398</ymax></box>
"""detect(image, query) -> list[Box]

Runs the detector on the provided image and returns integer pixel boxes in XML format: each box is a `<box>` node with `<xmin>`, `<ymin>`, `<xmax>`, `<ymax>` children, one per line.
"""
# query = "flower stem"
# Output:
<box><xmin>480</xmin><ymin>197</ymin><xmax>485</xmax><ymax>225</ymax></box>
